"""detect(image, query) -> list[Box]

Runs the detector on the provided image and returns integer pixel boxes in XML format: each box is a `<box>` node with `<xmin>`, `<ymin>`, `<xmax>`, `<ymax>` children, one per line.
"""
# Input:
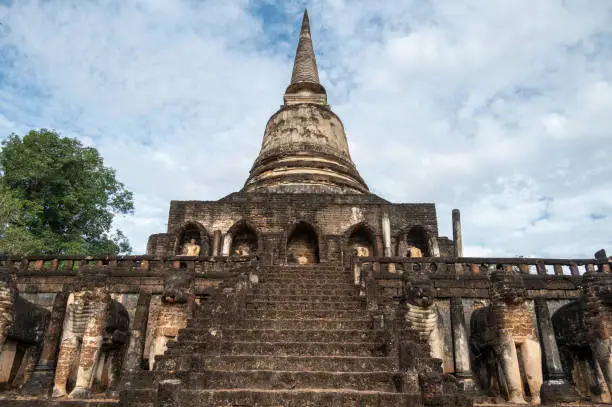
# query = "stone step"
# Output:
<box><xmin>203</xmin><ymin>328</ymin><xmax>386</xmax><ymax>343</ymax></box>
<box><xmin>165</xmin><ymin>341</ymin><xmax>387</xmax><ymax>357</ymax></box>
<box><xmin>175</xmin><ymin>388</ymin><xmax>418</xmax><ymax>407</ymax></box>
<box><xmin>247</xmin><ymin>294</ymin><xmax>359</xmax><ymax>302</ymax></box>
<box><xmin>259</xmin><ymin>267</ymin><xmax>353</xmax><ymax>275</ymax></box>
<box><xmin>158</xmin><ymin>354</ymin><xmax>396</xmax><ymax>372</ymax></box>
<box><xmin>251</xmin><ymin>287</ymin><xmax>357</xmax><ymax>296</ymax></box>
<box><xmin>178</xmin><ymin>328</ymin><xmax>384</xmax><ymax>343</ymax></box>
<box><xmin>256</xmin><ymin>281</ymin><xmax>355</xmax><ymax>290</ymax></box>
<box><xmin>244</xmin><ymin>308</ymin><xmax>362</xmax><ymax>319</ymax></box>
<box><xmin>246</xmin><ymin>300</ymin><xmax>363</xmax><ymax>311</ymax></box>
<box><xmin>193</xmin><ymin>318</ymin><xmax>373</xmax><ymax>330</ymax></box>
<box><xmin>118</xmin><ymin>389</ymin><xmax>155</xmax><ymax>407</ymax></box>
<box><xmin>262</xmin><ymin>265</ymin><xmax>345</xmax><ymax>272</ymax></box>
<box><xmin>184</xmin><ymin>370</ymin><xmax>402</xmax><ymax>392</ymax></box>
<box><xmin>260</xmin><ymin>272</ymin><xmax>351</xmax><ymax>279</ymax></box>
<box><xmin>259</xmin><ymin>280</ymin><xmax>353</xmax><ymax>289</ymax></box>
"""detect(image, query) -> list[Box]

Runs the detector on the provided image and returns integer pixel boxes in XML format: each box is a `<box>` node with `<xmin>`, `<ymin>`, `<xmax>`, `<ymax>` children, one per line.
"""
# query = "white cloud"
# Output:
<box><xmin>0</xmin><ymin>0</ymin><xmax>611</xmax><ymax>257</ymax></box>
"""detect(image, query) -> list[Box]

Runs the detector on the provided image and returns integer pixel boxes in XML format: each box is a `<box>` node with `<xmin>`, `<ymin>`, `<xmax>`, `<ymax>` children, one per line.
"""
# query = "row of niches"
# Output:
<box><xmin>175</xmin><ymin>222</ymin><xmax>435</xmax><ymax>264</ymax></box>
<box><xmin>176</xmin><ymin>223</ymin><xmax>259</xmax><ymax>257</ymax></box>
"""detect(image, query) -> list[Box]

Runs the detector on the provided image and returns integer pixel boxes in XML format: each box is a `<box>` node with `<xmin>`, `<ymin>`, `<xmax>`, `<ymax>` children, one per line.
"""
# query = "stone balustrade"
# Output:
<box><xmin>0</xmin><ymin>254</ymin><xmax>259</xmax><ymax>275</ymax></box>
<box><xmin>352</xmin><ymin>255</ymin><xmax>611</xmax><ymax>279</ymax></box>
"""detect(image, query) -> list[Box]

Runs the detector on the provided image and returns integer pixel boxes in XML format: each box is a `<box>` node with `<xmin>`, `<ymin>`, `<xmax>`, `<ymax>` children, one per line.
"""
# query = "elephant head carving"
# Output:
<box><xmin>403</xmin><ymin>277</ymin><xmax>435</xmax><ymax>308</ymax></box>
<box><xmin>490</xmin><ymin>269</ymin><xmax>526</xmax><ymax>307</ymax></box>
<box><xmin>161</xmin><ymin>269</ymin><xmax>195</xmax><ymax>304</ymax></box>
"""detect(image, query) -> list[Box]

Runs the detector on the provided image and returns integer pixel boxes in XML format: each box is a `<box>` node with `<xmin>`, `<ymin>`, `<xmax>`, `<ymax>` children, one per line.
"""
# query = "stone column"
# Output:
<box><xmin>382</xmin><ymin>213</ymin><xmax>392</xmax><ymax>257</ymax></box>
<box><xmin>450</xmin><ymin>298</ymin><xmax>476</xmax><ymax>390</ymax></box>
<box><xmin>221</xmin><ymin>233</ymin><xmax>233</xmax><ymax>256</ymax></box>
<box><xmin>211</xmin><ymin>230</ymin><xmax>222</xmax><ymax>256</ymax></box>
<box><xmin>452</xmin><ymin>209</ymin><xmax>463</xmax><ymax>257</ymax></box>
<box><xmin>428</xmin><ymin>236</ymin><xmax>441</xmax><ymax>257</ymax></box>
<box><xmin>22</xmin><ymin>292</ymin><xmax>69</xmax><ymax>396</ymax></box>
<box><xmin>534</xmin><ymin>298</ymin><xmax>579</xmax><ymax>403</ymax></box>
<box><xmin>122</xmin><ymin>293</ymin><xmax>152</xmax><ymax>373</ymax></box>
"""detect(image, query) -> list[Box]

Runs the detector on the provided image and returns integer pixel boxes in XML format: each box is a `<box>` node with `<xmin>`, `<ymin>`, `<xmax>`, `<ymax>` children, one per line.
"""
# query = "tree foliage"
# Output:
<box><xmin>0</xmin><ymin>129</ymin><xmax>134</xmax><ymax>255</ymax></box>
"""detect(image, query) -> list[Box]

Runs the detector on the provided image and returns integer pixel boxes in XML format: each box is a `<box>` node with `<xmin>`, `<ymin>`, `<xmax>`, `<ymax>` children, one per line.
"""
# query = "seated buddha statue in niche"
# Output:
<box><xmin>354</xmin><ymin>246</ymin><xmax>370</xmax><ymax>257</ymax></box>
<box><xmin>180</xmin><ymin>238</ymin><xmax>201</xmax><ymax>256</ymax></box>
<box><xmin>234</xmin><ymin>244</ymin><xmax>250</xmax><ymax>256</ymax></box>
<box><xmin>406</xmin><ymin>246</ymin><xmax>423</xmax><ymax>258</ymax></box>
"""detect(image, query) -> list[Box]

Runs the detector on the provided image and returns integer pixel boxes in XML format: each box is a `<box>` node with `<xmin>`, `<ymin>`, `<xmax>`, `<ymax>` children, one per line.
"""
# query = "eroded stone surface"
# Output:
<box><xmin>470</xmin><ymin>270</ymin><xmax>543</xmax><ymax>404</ymax></box>
<box><xmin>147</xmin><ymin>270</ymin><xmax>194</xmax><ymax>371</ymax></box>
<box><xmin>0</xmin><ymin>267</ymin><xmax>50</xmax><ymax>388</ymax></box>
<box><xmin>52</xmin><ymin>267</ymin><xmax>129</xmax><ymax>399</ymax></box>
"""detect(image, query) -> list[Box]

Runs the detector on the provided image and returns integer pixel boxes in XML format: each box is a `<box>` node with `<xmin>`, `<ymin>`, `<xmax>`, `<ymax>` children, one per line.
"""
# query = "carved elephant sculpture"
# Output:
<box><xmin>52</xmin><ymin>267</ymin><xmax>129</xmax><ymax>399</ymax></box>
<box><xmin>0</xmin><ymin>267</ymin><xmax>50</xmax><ymax>388</ymax></box>
<box><xmin>552</xmin><ymin>271</ymin><xmax>612</xmax><ymax>401</ymax></box>
<box><xmin>148</xmin><ymin>269</ymin><xmax>195</xmax><ymax>370</ymax></box>
<box><xmin>470</xmin><ymin>269</ymin><xmax>542</xmax><ymax>404</ymax></box>
<box><xmin>402</xmin><ymin>276</ymin><xmax>445</xmax><ymax>361</ymax></box>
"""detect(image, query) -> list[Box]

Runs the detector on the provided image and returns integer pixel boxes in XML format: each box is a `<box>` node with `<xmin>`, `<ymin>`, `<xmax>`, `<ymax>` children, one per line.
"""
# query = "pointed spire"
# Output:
<box><xmin>290</xmin><ymin>9</ymin><xmax>320</xmax><ymax>85</ymax></box>
<box><xmin>284</xmin><ymin>10</ymin><xmax>327</xmax><ymax>106</ymax></box>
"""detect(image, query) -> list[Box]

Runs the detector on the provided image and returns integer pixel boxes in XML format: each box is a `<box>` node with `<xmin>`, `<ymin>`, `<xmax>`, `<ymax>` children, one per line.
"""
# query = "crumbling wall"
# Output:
<box><xmin>161</xmin><ymin>193</ymin><xmax>442</xmax><ymax>261</ymax></box>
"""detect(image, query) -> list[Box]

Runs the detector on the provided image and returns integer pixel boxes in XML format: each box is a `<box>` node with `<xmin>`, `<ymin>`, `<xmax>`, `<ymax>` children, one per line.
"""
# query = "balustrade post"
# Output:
<box><xmin>569</xmin><ymin>262</ymin><xmax>579</xmax><ymax>276</ymax></box>
<box><xmin>536</xmin><ymin>261</ymin><xmax>546</xmax><ymax>276</ymax></box>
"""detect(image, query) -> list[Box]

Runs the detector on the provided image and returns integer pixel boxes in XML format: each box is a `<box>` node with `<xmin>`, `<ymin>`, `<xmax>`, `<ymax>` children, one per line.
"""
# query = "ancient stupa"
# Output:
<box><xmin>0</xmin><ymin>10</ymin><xmax>609</xmax><ymax>407</ymax></box>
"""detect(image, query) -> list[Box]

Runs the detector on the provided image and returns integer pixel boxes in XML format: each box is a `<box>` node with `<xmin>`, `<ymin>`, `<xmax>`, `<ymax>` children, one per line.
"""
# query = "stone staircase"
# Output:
<box><xmin>122</xmin><ymin>263</ymin><xmax>424</xmax><ymax>406</ymax></box>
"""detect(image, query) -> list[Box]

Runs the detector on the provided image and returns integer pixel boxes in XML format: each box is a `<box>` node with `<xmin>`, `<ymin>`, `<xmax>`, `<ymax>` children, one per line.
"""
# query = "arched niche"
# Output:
<box><xmin>229</xmin><ymin>222</ymin><xmax>258</xmax><ymax>256</ymax></box>
<box><xmin>347</xmin><ymin>223</ymin><xmax>376</xmax><ymax>257</ymax></box>
<box><xmin>174</xmin><ymin>222</ymin><xmax>209</xmax><ymax>256</ymax></box>
<box><xmin>407</xmin><ymin>226</ymin><xmax>429</xmax><ymax>257</ymax></box>
<box><xmin>396</xmin><ymin>226</ymin><xmax>430</xmax><ymax>257</ymax></box>
<box><xmin>286</xmin><ymin>222</ymin><xmax>320</xmax><ymax>264</ymax></box>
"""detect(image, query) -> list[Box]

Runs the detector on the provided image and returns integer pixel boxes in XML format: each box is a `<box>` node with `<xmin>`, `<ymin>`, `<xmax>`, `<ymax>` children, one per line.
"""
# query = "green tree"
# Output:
<box><xmin>0</xmin><ymin>129</ymin><xmax>134</xmax><ymax>255</ymax></box>
<box><xmin>0</xmin><ymin>186</ymin><xmax>44</xmax><ymax>254</ymax></box>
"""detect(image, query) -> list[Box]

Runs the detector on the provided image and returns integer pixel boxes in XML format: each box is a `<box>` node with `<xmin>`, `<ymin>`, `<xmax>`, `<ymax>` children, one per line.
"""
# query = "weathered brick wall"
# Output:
<box><xmin>158</xmin><ymin>192</ymin><xmax>443</xmax><ymax>261</ymax></box>
<box><xmin>147</xmin><ymin>234</ymin><xmax>175</xmax><ymax>257</ymax></box>
<box><xmin>437</xmin><ymin>237</ymin><xmax>455</xmax><ymax>257</ymax></box>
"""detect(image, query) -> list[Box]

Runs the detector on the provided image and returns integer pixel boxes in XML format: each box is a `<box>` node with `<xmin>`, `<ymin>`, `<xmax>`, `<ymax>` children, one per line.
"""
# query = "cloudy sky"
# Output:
<box><xmin>1</xmin><ymin>0</ymin><xmax>611</xmax><ymax>257</ymax></box>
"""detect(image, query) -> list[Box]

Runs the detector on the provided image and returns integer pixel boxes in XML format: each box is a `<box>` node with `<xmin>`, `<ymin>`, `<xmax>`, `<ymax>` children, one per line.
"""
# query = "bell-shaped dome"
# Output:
<box><xmin>243</xmin><ymin>11</ymin><xmax>368</xmax><ymax>194</ymax></box>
